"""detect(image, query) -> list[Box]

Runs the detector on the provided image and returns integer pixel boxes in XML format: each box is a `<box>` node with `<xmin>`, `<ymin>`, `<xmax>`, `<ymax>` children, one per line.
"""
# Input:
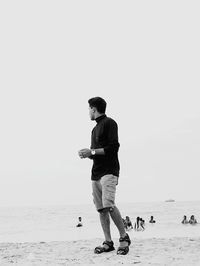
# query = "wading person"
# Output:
<box><xmin>78</xmin><ymin>97</ymin><xmax>131</xmax><ymax>255</ymax></box>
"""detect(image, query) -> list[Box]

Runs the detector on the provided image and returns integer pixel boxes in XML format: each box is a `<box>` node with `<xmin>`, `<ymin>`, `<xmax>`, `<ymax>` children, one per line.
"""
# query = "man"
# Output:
<box><xmin>78</xmin><ymin>97</ymin><xmax>131</xmax><ymax>255</ymax></box>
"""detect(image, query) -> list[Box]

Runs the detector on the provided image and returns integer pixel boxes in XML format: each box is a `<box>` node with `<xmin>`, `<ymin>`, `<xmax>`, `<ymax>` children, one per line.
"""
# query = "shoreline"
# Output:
<box><xmin>0</xmin><ymin>236</ymin><xmax>200</xmax><ymax>266</ymax></box>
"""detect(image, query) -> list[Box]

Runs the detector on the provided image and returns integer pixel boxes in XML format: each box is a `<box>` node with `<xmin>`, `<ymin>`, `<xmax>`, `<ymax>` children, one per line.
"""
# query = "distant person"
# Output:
<box><xmin>149</xmin><ymin>216</ymin><xmax>156</xmax><ymax>223</ymax></box>
<box><xmin>125</xmin><ymin>216</ymin><xmax>133</xmax><ymax>230</ymax></box>
<box><xmin>134</xmin><ymin>216</ymin><xmax>140</xmax><ymax>231</ymax></box>
<box><xmin>78</xmin><ymin>97</ymin><xmax>131</xmax><ymax>255</ymax></box>
<box><xmin>76</xmin><ymin>217</ymin><xmax>83</xmax><ymax>227</ymax></box>
<box><xmin>181</xmin><ymin>215</ymin><xmax>189</xmax><ymax>224</ymax></box>
<box><xmin>189</xmin><ymin>215</ymin><xmax>197</xmax><ymax>225</ymax></box>
<box><xmin>134</xmin><ymin>217</ymin><xmax>145</xmax><ymax>231</ymax></box>
<box><xmin>140</xmin><ymin>218</ymin><xmax>145</xmax><ymax>230</ymax></box>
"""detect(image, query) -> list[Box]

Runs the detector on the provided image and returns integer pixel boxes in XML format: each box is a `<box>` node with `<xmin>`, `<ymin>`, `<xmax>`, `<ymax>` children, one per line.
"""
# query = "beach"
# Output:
<box><xmin>0</xmin><ymin>237</ymin><xmax>200</xmax><ymax>266</ymax></box>
<box><xmin>0</xmin><ymin>201</ymin><xmax>200</xmax><ymax>265</ymax></box>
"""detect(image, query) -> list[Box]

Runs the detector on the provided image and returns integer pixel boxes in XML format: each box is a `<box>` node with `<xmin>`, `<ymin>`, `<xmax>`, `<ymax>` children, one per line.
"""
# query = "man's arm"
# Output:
<box><xmin>103</xmin><ymin>119</ymin><xmax>120</xmax><ymax>156</ymax></box>
<box><xmin>78</xmin><ymin>148</ymin><xmax>105</xmax><ymax>159</ymax></box>
<box><xmin>78</xmin><ymin>119</ymin><xmax>119</xmax><ymax>159</ymax></box>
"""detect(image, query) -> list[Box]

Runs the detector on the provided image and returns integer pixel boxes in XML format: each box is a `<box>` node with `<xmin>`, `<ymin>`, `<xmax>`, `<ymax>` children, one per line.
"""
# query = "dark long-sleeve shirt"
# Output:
<box><xmin>90</xmin><ymin>114</ymin><xmax>120</xmax><ymax>181</ymax></box>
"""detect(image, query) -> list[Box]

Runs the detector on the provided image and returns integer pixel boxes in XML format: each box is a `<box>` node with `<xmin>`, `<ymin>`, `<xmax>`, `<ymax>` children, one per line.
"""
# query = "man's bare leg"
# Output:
<box><xmin>99</xmin><ymin>210</ymin><xmax>112</xmax><ymax>241</ymax></box>
<box><xmin>109</xmin><ymin>206</ymin><xmax>129</xmax><ymax>248</ymax></box>
<box><xmin>98</xmin><ymin>210</ymin><xmax>113</xmax><ymax>249</ymax></box>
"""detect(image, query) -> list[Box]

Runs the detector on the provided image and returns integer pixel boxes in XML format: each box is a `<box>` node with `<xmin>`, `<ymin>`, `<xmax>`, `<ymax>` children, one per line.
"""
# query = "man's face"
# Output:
<box><xmin>89</xmin><ymin>106</ymin><xmax>95</xmax><ymax>120</ymax></box>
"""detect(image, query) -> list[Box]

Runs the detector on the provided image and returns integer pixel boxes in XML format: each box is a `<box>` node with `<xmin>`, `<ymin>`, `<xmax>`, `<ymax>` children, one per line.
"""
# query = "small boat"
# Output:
<box><xmin>165</xmin><ymin>199</ymin><xmax>175</xmax><ymax>202</ymax></box>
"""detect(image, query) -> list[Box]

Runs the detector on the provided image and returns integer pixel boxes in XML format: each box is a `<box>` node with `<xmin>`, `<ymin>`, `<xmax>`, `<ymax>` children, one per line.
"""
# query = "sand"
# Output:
<box><xmin>0</xmin><ymin>237</ymin><xmax>200</xmax><ymax>266</ymax></box>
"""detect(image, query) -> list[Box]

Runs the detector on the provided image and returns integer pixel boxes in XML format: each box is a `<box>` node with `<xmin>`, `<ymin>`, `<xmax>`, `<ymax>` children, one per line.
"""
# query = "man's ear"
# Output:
<box><xmin>92</xmin><ymin>107</ymin><xmax>97</xmax><ymax>113</ymax></box>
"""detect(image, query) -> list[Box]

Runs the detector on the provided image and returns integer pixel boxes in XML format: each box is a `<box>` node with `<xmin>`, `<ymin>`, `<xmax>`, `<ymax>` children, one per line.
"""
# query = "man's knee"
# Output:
<box><xmin>98</xmin><ymin>206</ymin><xmax>115</xmax><ymax>213</ymax></box>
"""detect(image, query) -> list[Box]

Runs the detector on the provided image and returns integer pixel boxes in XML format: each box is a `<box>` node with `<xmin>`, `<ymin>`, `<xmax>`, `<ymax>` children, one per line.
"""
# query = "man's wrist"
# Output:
<box><xmin>91</xmin><ymin>149</ymin><xmax>96</xmax><ymax>155</ymax></box>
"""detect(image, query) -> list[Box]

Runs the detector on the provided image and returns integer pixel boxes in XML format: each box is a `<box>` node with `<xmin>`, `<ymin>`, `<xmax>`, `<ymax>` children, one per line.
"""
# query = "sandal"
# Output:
<box><xmin>94</xmin><ymin>240</ymin><xmax>115</xmax><ymax>254</ymax></box>
<box><xmin>117</xmin><ymin>233</ymin><xmax>131</xmax><ymax>255</ymax></box>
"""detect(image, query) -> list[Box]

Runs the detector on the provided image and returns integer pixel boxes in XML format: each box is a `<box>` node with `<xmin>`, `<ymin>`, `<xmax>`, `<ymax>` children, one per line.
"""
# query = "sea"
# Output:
<box><xmin>0</xmin><ymin>201</ymin><xmax>200</xmax><ymax>243</ymax></box>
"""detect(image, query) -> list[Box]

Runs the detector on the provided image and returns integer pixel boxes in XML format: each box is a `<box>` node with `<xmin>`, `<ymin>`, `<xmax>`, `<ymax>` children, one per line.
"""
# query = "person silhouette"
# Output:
<box><xmin>181</xmin><ymin>215</ymin><xmax>189</xmax><ymax>224</ymax></box>
<box><xmin>76</xmin><ymin>217</ymin><xmax>83</xmax><ymax>227</ymax></box>
<box><xmin>149</xmin><ymin>216</ymin><xmax>156</xmax><ymax>223</ymax></box>
<box><xmin>189</xmin><ymin>215</ymin><xmax>197</xmax><ymax>225</ymax></box>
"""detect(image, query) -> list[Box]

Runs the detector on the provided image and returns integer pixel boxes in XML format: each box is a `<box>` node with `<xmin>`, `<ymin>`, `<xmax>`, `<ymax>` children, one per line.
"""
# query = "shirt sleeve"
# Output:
<box><xmin>104</xmin><ymin>119</ymin><xmax>120</xmax><ymax>156</ymax></box>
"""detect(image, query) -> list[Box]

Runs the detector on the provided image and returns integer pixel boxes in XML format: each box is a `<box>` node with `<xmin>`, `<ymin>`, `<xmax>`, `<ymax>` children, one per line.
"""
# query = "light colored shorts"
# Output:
<box><xmin>92</xmin><ymin>174</ymin><xmax>118</xmax><ymax>212</ymax></box>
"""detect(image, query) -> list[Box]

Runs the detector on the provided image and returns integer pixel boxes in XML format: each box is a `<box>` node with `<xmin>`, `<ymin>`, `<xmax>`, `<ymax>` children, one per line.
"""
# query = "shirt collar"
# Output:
<box><xmin>95</xmin><ymin>114</ymin><xmax>106</xmax><ymax>123</ymax></box>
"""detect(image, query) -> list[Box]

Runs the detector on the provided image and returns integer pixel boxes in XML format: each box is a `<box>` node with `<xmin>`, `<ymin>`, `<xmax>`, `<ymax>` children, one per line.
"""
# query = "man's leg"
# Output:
<box><xmin>99</xmin><ymin>209</ymin><xmax>112</xmax><ymax>242</ymax></box>
<box><xmin>109</xmin><ymin>206</ymin><xmax>129</xmax><ymax>248</ymax></box>
<box><xmin>92</xmin><ymin>180</ymin><xmax>114</xmax><ymax>252</ymax></box>
<box><xmin>100</xmin><ymin>175</ymin><xmax>130</xmax><ymax>251</ymax></box>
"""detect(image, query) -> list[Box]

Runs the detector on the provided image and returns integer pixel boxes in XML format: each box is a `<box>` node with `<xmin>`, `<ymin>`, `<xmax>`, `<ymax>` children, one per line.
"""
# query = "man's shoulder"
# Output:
<box><xmin>104</xmin><ymin>116</ymin><xmax>117</xmax><ymax>125</ymax></box>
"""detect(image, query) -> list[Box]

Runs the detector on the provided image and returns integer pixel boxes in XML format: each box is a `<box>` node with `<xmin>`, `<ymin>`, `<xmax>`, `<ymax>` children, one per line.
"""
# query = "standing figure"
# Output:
<box><xmin>78</xmin><ymin>97</ymin><xmax>131</xmax><ymax>255</ymax></box>
<box><xmin>134</xmin><ymin>217</ymin><xmax>145</xmax><ymax>231</ymax></box>
<box><xmin>140</xmin><ymin>218</ymin><xmax>145</xmax><ymax>230</ymax></box>
<box><xmin>134</xmin><ymin>217</ymin><xmax>141</xmax><ymax>231</ymax></box>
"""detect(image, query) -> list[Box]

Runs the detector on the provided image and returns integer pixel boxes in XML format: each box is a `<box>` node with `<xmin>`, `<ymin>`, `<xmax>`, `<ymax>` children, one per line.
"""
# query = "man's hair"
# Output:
<box><xmin>88</xmin><ymin>97</ymin><xmax>107</xmax><ymax>114</ymax></box>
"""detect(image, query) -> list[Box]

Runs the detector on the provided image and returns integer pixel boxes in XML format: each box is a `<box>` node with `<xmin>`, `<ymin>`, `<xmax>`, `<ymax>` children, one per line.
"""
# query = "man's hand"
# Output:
<box><xmin>78</xmin><ymin>148</ymin><xmax>92</xmax><ymax>159</ymax></box>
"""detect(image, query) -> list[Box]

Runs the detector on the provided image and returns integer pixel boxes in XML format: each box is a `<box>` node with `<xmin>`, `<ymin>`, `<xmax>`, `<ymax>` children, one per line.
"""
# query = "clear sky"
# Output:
<box><xmin>0</xmin><ymin>1</ymin><xmax>200</xmax><ymax>206</ymax></box>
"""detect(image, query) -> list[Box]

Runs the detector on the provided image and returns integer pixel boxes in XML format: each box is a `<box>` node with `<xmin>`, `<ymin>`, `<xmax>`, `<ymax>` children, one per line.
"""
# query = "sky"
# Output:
<box><xmin>0</xmin><ymin>1</ymin><xmax>200</xmax><ymax>206</ymax></box>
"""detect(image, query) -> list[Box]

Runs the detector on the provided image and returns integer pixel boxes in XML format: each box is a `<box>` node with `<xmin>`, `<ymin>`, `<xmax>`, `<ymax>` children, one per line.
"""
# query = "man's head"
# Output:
<box><xmin>88</xmin><ymin>97</ymin><xmax>107</xmax><ymax>120</ymax></box>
